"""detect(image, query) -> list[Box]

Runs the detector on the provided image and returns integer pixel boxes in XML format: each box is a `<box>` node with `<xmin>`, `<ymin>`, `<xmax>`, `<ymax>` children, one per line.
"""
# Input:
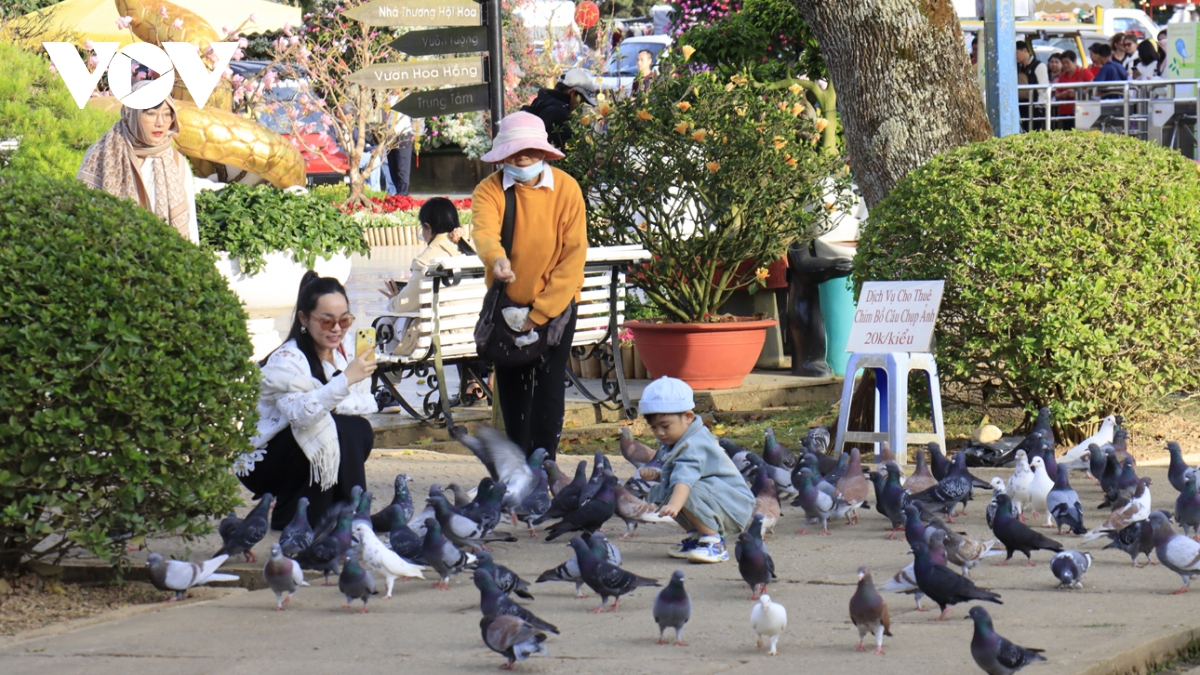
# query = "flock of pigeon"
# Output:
<box><xmin>142</xmin><ymin>411</ymin><xmax>1200</xmax><ymax>673</ymax></box>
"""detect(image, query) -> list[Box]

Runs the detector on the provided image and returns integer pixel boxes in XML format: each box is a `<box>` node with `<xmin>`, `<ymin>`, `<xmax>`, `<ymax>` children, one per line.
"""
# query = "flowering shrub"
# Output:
<box><xmin>338</xmin><ymin>195</ymin><xmax>471</xmax><ymax>214</ymax></box>
<box><xmin>422</xmin><ymin>113</ymin><xmax>491</xmax><ymax>160</ymax></box>
<box><xmin>559</xmin><ymin>53</ymin><xmax>851</xmax><ymax>323</ymax></box>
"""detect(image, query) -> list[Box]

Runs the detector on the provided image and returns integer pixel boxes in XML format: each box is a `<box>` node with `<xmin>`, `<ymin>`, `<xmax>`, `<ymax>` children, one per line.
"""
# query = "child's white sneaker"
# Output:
<box><xmin>668</xmin><ymin>534</ymin><xmax>701</xmax><ymax>559</ymax></box>
<box><xmin>687</xmin><ymin>535</ymin><xmax>729</xmax><ymax>564</ymax></box>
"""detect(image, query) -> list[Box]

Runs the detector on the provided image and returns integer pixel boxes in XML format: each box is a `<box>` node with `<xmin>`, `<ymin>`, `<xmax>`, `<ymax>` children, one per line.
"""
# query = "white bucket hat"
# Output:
<box><xmin>639</xmin><ymin>376</ymin><xmax>695</xmax><ymax>415</ymax></box>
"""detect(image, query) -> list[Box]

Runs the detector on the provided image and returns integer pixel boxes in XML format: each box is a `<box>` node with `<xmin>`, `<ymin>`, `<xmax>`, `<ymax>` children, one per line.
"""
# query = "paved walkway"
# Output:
<box><xmin>2</xmin><ymin>458</ymin><xmax>1198</xmax><ymax>674</ymax></box>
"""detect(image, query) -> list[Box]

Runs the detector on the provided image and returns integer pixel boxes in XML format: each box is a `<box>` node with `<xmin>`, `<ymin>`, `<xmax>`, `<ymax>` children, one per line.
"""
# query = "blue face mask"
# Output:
<box><xmin>503</xmin><ymin>161</ymin><xmax>544</xmax><ymax>183</ymax></box>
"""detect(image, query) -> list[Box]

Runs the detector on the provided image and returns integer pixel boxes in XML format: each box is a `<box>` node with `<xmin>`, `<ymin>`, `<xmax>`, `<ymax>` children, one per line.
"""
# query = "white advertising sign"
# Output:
<box><xmin>846</xmin><ymin>280</ymin><xmax>945</xmax><ymax>353</ymax></box>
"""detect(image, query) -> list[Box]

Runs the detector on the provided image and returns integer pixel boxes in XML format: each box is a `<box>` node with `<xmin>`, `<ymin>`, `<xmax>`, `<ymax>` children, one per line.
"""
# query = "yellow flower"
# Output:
<box><xmin>676</xmin><ymin>101</ymin><xmax>692</xmax><ymax>112</ymax></box>
<box><xmin>734</xmin><ymin>106</ymin><xmax>746</xmax><ymax>117</ymax></box>
<box><xmin>777</xmin><ymin>102</ymin><xmax>788</xmax><ymax>111</ymax></box>
<box><xmin>730</xmin><ymin>73</ymin><xmax>747</xmax><ymax>85</ymax></box>
<box><xmin>636</xmin><ymin>109</ymin><xmax>654</xmax><ymax>121</ymax></box>
<box><xmin>824</xmin><ymin>202</ymin><xmax>836</xmax><ymax>212</ymax></box>
<box><xmin>784</xmin><ymin>154</ymin><xmax>798</xmax><ymax>168</ymax></box>
<box><xmin>580</xmin><ymin>115</ymin><xmax>593</xmax><ymax>125</ymax></box>
<box><xmin>691</xmin><ymin>129</ymin><xmax>708</xmax><ymax>142</ymax></box>
<box><xmin>792</xmin><ymin>103</ymin><xmax>804</xmax><ymax>116</ymax></box>
<box><xmin>773</xmin><ymin>136</ymin><xmax>787</xmax><ymax>150</ymax></box>
<box><xmin>815</xmin><ymin>117</ymin><xmax>829</xmax><ymax>132</ymax></box>
<box><xmin>755</xmin><ymin>267</ymin><xmax>770</xmax><ymax>282</ymax></box>
<box><xmin>725</xmin><ymin>82</ymin><xmax>735</xmax><ymax>92</ymax></box>
<box><xmin>706</xmin><ymin>161</ymin><xmax>720</xmax><ymax>173</ymax></box>
<box><xmin>674</xmin><ymin>121</ymin><xmax>689</xmax><ymax>135</ymax></box>
<box><xmin>598</xmin><ymin>101</ymin><xmax>612</xmax><ymax>116</ymax></box>
<box><xmin>681</xmin><ymin>45</ymin><xmax>696</xmax><ymax>61</ymax></box>
<box><xmin>788</xmin><ymin>83</ymin><xmax>802</xmax><ymax>95</ymax></box>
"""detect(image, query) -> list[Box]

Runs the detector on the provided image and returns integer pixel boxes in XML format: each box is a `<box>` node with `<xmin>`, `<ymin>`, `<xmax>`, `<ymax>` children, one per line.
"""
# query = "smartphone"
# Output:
<box><xmin>355</xmin><ymin>327</ymin><xmax>376</xmax><ymax>359</ymax></box>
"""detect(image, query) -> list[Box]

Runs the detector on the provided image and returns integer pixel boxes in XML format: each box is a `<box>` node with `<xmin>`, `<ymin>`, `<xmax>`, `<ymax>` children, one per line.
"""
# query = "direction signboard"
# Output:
<box><xmin>348</xmin><ymin>56</ymin><xmax>485</xmax><ymax>89</ymax></box>
<box><xmin>391</xmin><ymin>84</ymin><xmax>489</xmax><ymax>116</ymax></box>
<box><xmin>389</xmin><ymin>26</ymin><xmax>487</xmax><ymax>57</ymax></box>
<box><xmin>344</xmin><ymin>0</ymin><xmax>482</xmax><ymax>27</ymax></box>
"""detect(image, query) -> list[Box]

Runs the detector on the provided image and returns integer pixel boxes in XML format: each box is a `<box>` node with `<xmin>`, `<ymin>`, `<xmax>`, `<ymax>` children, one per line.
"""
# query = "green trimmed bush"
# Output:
<box><xmin>196</xmin><ymin>183</ymin><xmax>370</xmax><ymax>275</ymax></box>
<box><xmin>856</xmin><ymin>132</ymin><xmax>1200</xmax><ymax>434</ymax></box>
<box><xmin>0</xmin><ymin>40</ymin><xmax>120</xmax><ymax>179</ymax></box>
<box><xmin>0</xmin><ymin>172</ymin><xmax>257</xmax><ymax>571</ymax></box>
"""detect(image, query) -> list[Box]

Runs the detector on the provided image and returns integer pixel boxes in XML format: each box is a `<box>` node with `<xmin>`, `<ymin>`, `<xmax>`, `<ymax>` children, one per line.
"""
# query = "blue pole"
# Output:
<box><xmin>983</xmin><ymin>0</ymin><xmax>1019</xmax><ymax>136</ymax></box>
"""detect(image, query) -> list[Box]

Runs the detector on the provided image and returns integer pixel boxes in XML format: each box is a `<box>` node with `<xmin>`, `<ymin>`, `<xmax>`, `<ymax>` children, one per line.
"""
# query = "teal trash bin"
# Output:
<box><xmin>818</xmin><ymin>275</ymin><xmax>855</xmax><ymax>376</ymax></box>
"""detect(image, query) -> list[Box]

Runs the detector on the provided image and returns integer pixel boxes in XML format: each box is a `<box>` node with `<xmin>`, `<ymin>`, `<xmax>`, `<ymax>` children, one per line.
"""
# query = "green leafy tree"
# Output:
<box><xmin>0</xmin><ymin>172</ymin><xmax>257</xmax><ymax>572</ymax></box>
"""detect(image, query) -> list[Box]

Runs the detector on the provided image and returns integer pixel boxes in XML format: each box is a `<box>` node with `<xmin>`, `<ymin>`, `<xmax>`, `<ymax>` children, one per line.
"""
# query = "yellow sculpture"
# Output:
<box><xmin>88</xmin><ymin>0</ymin><xmax>306</xmax><ymax>188</ymax></box>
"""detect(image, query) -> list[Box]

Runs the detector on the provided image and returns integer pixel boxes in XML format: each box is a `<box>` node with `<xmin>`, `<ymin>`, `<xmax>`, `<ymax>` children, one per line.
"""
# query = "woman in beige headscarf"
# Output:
<box><xmin>77</xmin><ymin>88</ymin><xmax>198</xmax><ymax>242</ymax></box>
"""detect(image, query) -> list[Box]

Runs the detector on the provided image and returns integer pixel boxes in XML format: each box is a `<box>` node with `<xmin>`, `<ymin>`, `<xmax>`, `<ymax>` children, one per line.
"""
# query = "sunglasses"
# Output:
<box><xmin>311</xmin><ymin>314</ymin><xmax>355</xmax><ymax>331</ymax></box>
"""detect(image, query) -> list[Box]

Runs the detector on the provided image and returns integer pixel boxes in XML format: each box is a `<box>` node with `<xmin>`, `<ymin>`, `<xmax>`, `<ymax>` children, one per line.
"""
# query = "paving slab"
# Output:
<box><xmin>4</xmin><ymin>457</ymin><xmax>1199</xmax><ymax>675</ymax></box>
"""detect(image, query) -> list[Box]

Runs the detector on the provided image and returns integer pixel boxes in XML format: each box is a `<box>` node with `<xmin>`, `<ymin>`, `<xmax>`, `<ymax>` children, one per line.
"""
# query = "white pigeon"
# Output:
<box><xmin>986</xmin><ymin>477</ymin><xmax>1007</xmax><ymax>529</ymax></box>
<box><xmin>1061</xmin><ymin>415</ymin><xmax>1117</xmax><ymax>470</ymax></box>
<box><xmin>1007</xmin><ymin>451</ymin><xmax>1034</xmax><ymax>520</ymax></box>
<box><xmin>146</xmin><ymin>552</ymin><xmax>239</xmax><ymax>602</ymax></box>
<box><xmin>352</xmin><ymin>522</ymin><xmax>426</xmax><ymax>598</ymax></box>
<box><xmin>1028</xmin><ymin>456</ymin><xmax>1055</xmax><ymax>525</ymax></box>
<box><xmin>750</xmin><ymin>594</ymin><xmax>787</xmax><ymax>656</ymax></box>
<box><xmin>1082</xmin><ymin>478</ymin><xmax>1153</xmax><ymax>543</ymax></box>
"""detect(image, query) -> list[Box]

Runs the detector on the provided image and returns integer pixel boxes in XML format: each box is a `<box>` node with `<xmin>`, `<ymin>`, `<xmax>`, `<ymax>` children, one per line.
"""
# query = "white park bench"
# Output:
<box><xmin>370</xmin><ymin>245</ymin><xmax>651</xmax><ymax>429</ymax></box>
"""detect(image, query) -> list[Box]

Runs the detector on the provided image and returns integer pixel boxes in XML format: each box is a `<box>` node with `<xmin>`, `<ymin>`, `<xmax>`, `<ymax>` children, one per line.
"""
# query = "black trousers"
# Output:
<box><xmin>239</xmin><ymin>415</ymin><xmax>373</xmax><ymax>530</ymax></box>
<box><xmin>387</xmin><ymin>137</ymin><xmax>413</xmax><ymax>196</ymax></box>
<box><xmin>493</xmin><ymin>307</ymin><xmax>577</xmax><ymax>460</ymax></box>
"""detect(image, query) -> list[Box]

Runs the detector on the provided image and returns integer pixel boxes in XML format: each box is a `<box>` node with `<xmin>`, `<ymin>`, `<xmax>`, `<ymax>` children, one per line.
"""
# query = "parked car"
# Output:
<box><xmin>596</xmin><ymin>35</ymin><xmax>673</xmax><ymax>94</ymax></box>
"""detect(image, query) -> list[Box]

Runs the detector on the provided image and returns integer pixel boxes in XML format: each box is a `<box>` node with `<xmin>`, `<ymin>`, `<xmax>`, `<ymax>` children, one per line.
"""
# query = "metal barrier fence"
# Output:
<box><xmin>1016</xmin><ymin>79</ymin><xmax>1199</xmax><ymax>159</ymax></box>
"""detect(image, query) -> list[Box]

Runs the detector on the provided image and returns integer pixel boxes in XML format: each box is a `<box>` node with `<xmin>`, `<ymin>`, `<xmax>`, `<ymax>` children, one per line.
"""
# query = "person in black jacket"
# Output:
<box><xmin>521</xmin><ymin>68</ymin><xmax>598</xmax><ymax>152</ymax></box>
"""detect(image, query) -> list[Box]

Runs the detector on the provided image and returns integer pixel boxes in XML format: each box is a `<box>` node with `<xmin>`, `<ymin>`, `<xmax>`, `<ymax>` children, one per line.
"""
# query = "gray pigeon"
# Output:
<box><xmin>422</xmin><ymin>518</ymin><xmax>476</xmax><ymax>590</ymax></box>
<box><xmin>570</xmin><ymin>535</ymin><xmax>660</xmax><ymax>613</ymax></box>
<box><xmin>146</xmin><ymin>552</ymin><xmax>238</xmax><ymax>602</ymax></box>
<box><xmin>337</xmin><ymin>547</ymin><xmax>377</xmax><ymax>612</ymax></box>
<box><xmin>476</xmin><ymin>550</ymin><xmax>534</xmax><ymax>600</ymax></box>
<box><xmin>535</xmin><ymin>531</ymin><xmax>620</xmax><ymax>598</ymax></box>
<box><xmin>474</xmin><ymin>569</ymin><xmax>559</xmax><ymax>634</ymax></box>
<box><xmin>455</xmin><ymin>426</ymin><xmax>544</xmax><ymax>511</ymax></box>
<box><xmin>215</xmin><ymin>494</ymin><xmax>273</xmax><ymax>563</ymax></box>
<box><xmin>263</xmin><ymin>542</ymin><xmax>309</xmax><ymax>609</ymax></box>
<box><xmin>370</xmin><ymin>473</ymin><xmax>414</xmax><ymax>531</ymax></box>
<box><xmin>1101</xmin><ymin>520</ymin><xmax>1156</xmax><ymax>568</ymax></box>
<box><xmin>1050</xmin><ymin>550</ymin><xmax>1092</xmax><ymax>589</ymax></box>
<box><xmin>1047</xmin><ymin>465</ymin><xmax>1085</xmax><ymax>535</ymax></box>
<box><xmin>653</xmin><ymin>570</ymin><xmax>692</xmax><ymax>646</ymax></box>
<box><xmin>968</xmin><ymin>606</ymin><xmax>1046</xmax><ymax>674</ymax></box>
<box><xmin>480</xmin><ymin>614</ymin><xmax>549</xmax><ymax>669</ymax></box>
<box><xmin>1149</xmin><ymin>510</ymin><xmax>1200</xmax><ymax>594</ymax></box>
<box><xmin>278</xmin><ymin>496</ymin><xmax>313</xmax><ymax>558</ymax></box>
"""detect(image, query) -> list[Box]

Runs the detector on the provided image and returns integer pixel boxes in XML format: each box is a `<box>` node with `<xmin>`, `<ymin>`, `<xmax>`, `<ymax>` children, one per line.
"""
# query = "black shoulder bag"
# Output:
<box><xmin>474</xmin><ymin>186</ymin><xmax>551</xmax><ymax>368</ymax></box>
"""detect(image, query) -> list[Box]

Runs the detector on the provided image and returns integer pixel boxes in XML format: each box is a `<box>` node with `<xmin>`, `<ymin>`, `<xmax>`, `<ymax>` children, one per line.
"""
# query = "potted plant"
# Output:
<box><xmin>560</xmin><ymin>51</ymin><xmax>851</xmax><ymax>389</ymax></box>
<box><xmin>196</xmin><ymin>183</ymin><xmax>370</xmax><ymax>310</ymax></box>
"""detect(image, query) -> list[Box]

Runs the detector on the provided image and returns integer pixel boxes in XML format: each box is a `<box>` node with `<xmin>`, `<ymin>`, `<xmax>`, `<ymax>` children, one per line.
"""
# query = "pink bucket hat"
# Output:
<box><xmin>481</xmin><ymin>111</ymin><xmax>566</xmax><ymax>163</ymax></box>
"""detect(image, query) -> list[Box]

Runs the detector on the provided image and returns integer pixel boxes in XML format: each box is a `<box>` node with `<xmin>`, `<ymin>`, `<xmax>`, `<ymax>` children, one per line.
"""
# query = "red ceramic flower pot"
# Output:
<box><xmin>623</xmin><ymin>318</ymin><xmax>777</xmax><ymax>390</ymax></box>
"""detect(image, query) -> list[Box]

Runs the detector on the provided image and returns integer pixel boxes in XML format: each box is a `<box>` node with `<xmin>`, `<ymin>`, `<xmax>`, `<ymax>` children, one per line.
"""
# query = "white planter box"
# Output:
<box><xmin>214</xmin><ymin>250</ymin><xmax>353</xmax><ymax>312</ymax></box>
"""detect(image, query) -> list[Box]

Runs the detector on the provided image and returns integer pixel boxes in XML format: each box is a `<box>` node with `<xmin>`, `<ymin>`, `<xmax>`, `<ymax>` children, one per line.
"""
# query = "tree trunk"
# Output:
<box><xmin>790</xmin><ymin>0</ymin><xmax>992</xmax><ymax>208</ymax></box>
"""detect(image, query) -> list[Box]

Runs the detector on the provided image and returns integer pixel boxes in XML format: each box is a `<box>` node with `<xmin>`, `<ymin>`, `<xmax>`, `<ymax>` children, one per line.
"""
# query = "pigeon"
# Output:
<box><xmin>612</xmin><ymin>480</ymin><xmax>674</xmax><ymax>539</ymax></box>
<box><xmin>569</xmin><ymin>535</ymin><xmax>659</xmax><ymax>612</ymax></box>
<box><xmin>545</xmin><ymin>475</ymin><xmax>618</xmax><ymax>541</ymax></box>
<box><xmin>904</xmin><ymin>504</ymin><xmax>945</xmax><ymax>548</ymax></box>
<box><xmin>514</xmin><ymin>469</ymin><xmax>553</xmax><ymax>537</ymax></box>
<box><xmin>1061</xmin><ymin>415</ymin><xmax>1117</xmax><ymax>470</ymax></box>
<box><xmin>337</xmin><ymin>547</ymin><xmax>377</xmax><ymax>612</ymax></box>
<box><xmin>908</xmin><ymin>451</ymin><xmax>973</xmax><ymax>519</ymax></box>
<box><xmin>735</xmin><ymin>515</ymin><xmax>776</xmax><ymax>599</ymax></box>
<box><xmin>835</xmin><ymin>448</ymin><xmax>869</xmax><ymax>523</ymax></box>
<box><xmin>1088</xmin><ymin>444</ymin><xmax>1109</xmax><ymax>481</ymax></box>
<box><xmin>620</xmin><ymin>426</ymin><xmax>658</xmax><ymax>467</ymax></box>
<box><xmin>943</xmin><ymin>529</ymin><xmax>1001</xmax><ymax>577</ymax></box>
<box><xmin>928</xmin><ymin>442</ymin><xmax>952</xmax><ymax>480</ymax></box>
<box><xmin>1027</xmin><ymin>457</ymin><xmax>1054</xmax><ymax>524</ymax></box>
<box><xmin>446</xmin><ymin>482</ymin><xmax>474</xmax><ymax>508</ymax></box>
<box><xmin>263</xmin><ymin>543</ymin><xmax>308</xmax><ymax>610</ymax></box>
<box><xmin>1150</xmin><ymin>510</ymin><xmax>1200</xmax><ymax>594</ymax></box>
<box><xmin>458</xmin><ymin>480</ymin><xmax>507</xmax><ymax>538</ymax></box>
<box><xmin>911</xmin><ymin>540</ymin><xmax>1002</xmax><ymax>620</ymax></box>
<box><xmin>879</xmin><ymin>463</ymin><xmax>907</xmax><ymax>538</ymax></box>
<box><xmin>990</xmin><ymin>494</ymin><xmax>1064</xmax><ymax>566</ymax></box>
<box><xmin>352</xmin><ymin>522</ymin><xmax>425</xmax><ymax>598</ymax></box>
<box><xmin>535</xmin><ymin>531</ymin><xmax>620</xmax><ymax>598</ymax></box>
<box><xmin>1100</xmin><ymin>456</ymin><xmax>1140</xmax><ymax>509</ymax></box>
<box><xmin>578</xmin><ymin>452</ymin><xmax>611</xmax><ymax>503</ymax></box>
<box><xmin>278</xmin><ymin>496</ymin><xmax>313</xmax><ymax>558</ymax></box>
<box><xmin>1168</xmin><ymin>442</ymin><xmax>1198</xmax><ymax>494</ymax></box>
<box><xmin>1112</xmin><ymin>427</ymin><xmax>1135</xmax><ymax>466</ymax></box>
<box><xmin>406</xmin><ymin>484</ymin><xmax>445</xmax><ymax>535</ymax></box>
<box><xmin>293</xmin><ymin>508</ymin><xmax>353</xmax><ymax>585</ymax></box>
<box><xmin>457</xmin><ymin>426</ymin><xmax>546</xmax><ymax>512</ymax></box>
<box><xmin>763</xmin><ymin>427</ymin><xmax>797</xmax><ymax>468</ymax></box>
<box><xmin>370</xmin><ymin>473</ymin><xmax>414</xmax><ymax>531</ymax></box>
<box><xmin>849</xmin><ymin>566</ymin><xmax>892</xmax><ymax>654</ymax></box>
<box><xmin>422</xmin><ymin>518</ymin><xmax>477</xmax><ymax>590</ymax></box>
<box><xmin>877</xmin><ymin>531</ymin><xmax>948</xmax><ymax>611</ymax></box>
<box><xmin>1176</xmin><ymin>472</ymin><xmax>1200</xmax><ymax>540</ymax></box>
<box><xmin>968</xmin><ymin>606</ymin><xmax>1047</xmax><ymax>675</ymax></box>
<box><xmin>803</xmin><ymin>426</ymin><xmax>832</xmax><ymax>457</ymax></box>
<box><xmin>1007</xmin><ymin>451</ymin><xmax>1034</xmax><ymax>520</ymax></box>
<box><xmin>1047</xmin><ymin>464</ymin><xmax>1086</xmax><ymax>535</ymax></box>
<box><xmin>312</xmin><ymin>485</ymin><xmax>362</xmax><ymax>542</ymax></box>
<box><xmin>751</xmin><ymin>468</ymin><xmax>782</xmax><ymax>535</ymax></box>
<box><xmin>745</xmin><ymin>450</ymin><xmax>794</xmax><ymax>496</ymax></box>
<box><xmin>653</xmin><ymin>570</ymin><xmax>692</xmax><ymax>646</ymax></box>
<box><xmin>750</xmin><ymin>594</ymin><xmax>787</xmax><ymax>655</ymax></box>
<box><xmin>430</xmin><ymin>492</ymin><xmax>516</xmax><ymax>552</ymax></box>
<box><xmin>792</xmin><ymin>467</ymin><xmax>853</xmax><ymax>535</ymax></box>
<box><xmin>905</xmin><ymin>447</ymin><xmax>938</xmax><ymax>494</ymax></box>
<box><xmin>1098</xmin><ymin>452</ymin><xmax>1121</xmax><ymax>501</ymax></box>
<box><xmin>544</xmin><ymin>459</ymin><xmax>571</xmax><ymax>496</ymax></box>
<box><xmin>475</xmin><ymin>550</ymin><xmax>534</xmax><ymax>600</ymax></box>
<box><xmin>146</xmin><ymin>552</ymin><xmax>238</xmax><ymax>602</ymax></box>
<box><xmin>1102</xmin><ymin>520</ymin><xmax>1157</xmax><ymax>568</ymax></box>
<box><xmin>474</xmin><ymin>570</ymin><xmax>560</xmax><ymax>635</ymax></box>
<box><xmin>215</xmin><ymin>494</ymin><xmax>272</xmax><ymax>563</ymax></box>
<box><xmin>1051</xmin><ymin>550</ymin><xmax>1092</xmax><ymax>589</ymax></box>
<box><xmin>535</xmin><ymin>461</ymin><xmax>587</xmax><ymax>524</ymax></box>
<box><xmin>351</xmin><ymin>490</ymin><xmax>374</xmax><ymax>529</ymax></box>
<box><xmin>987</xmin><ymin>478</ymin><xmax>1007</xmax><ymax>529</ymax></box>
<box><xmin>819</xmin><ymin>451</ymin><xmax>850</xmax><ymax>488</ymax></box>
<box><xmin>387</xmin><ymin>506</ymin><xmax>426</xmax><ymax>564</ymax></box>
<box><xmin>1082</xmin><ymin>478</ymin><xmax>1153</xmax><ymax>543</ymax></box>
<box><xmin>480</xmin><ymin>614</ymin><xmax>549</xmax><ymax>670</ymax></box>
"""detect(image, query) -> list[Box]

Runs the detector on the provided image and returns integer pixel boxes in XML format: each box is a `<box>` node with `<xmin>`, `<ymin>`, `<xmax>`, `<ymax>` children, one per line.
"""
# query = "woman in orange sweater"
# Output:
<box><xmin>472</xmin><ymin>112</ymin><xmax>588</xmax><ymax>459</ymax></box>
